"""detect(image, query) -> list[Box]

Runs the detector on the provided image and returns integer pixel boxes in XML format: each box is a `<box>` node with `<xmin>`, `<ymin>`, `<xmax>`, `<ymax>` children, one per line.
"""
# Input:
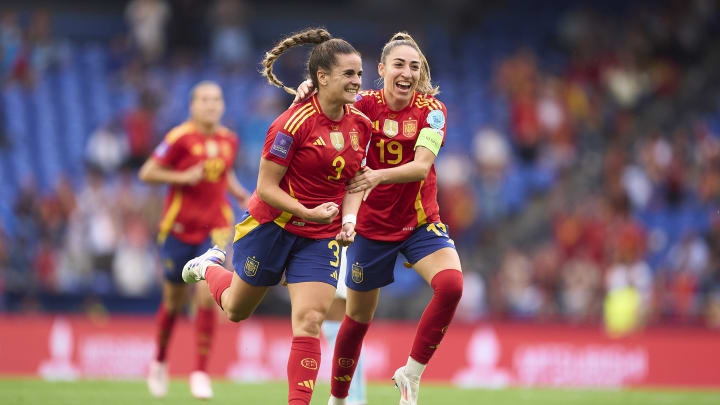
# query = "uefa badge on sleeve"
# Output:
<box><xmin>270</xmin><ymin>132</ymin><xmax>293</xmax><ymax>159</ymax></box>
<box><xmin>427</xmin><ymin>109</ymin><xmax>445</xmax><ymax>129</ymax></box>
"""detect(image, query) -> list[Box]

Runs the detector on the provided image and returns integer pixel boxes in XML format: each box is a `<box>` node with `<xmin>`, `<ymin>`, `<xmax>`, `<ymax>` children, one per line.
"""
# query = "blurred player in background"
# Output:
<box><xmin>181</xmin><ymin>28</ymin><xmax>372</xmax><ymax>405</ymax></box>
<box><xmin>139</xmin><ymin>81</ymin><xmax>250</xmax><ymax>399</ymax></box>
<box><xmin>295</xmin><ymin>32</ymin><xmax>463</xmax><ymax>405</ymax></box>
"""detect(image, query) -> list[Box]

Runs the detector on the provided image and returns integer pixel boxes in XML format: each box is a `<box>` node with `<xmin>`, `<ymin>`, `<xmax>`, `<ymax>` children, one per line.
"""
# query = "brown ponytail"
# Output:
<box><xmin>261</xmin><ymin>28</ymin><xmax>359</xmax><ymax>95</ymax></box>
<box><xmin>380</xmin><ymin>31</ymin><xmax>439</xmax><ymax>96</ymax></box>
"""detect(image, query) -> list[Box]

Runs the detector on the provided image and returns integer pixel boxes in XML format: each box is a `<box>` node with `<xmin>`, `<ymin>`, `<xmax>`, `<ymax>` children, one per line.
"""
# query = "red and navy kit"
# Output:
<box><xmin>343</xmin><ymin>90</ymin><xmax>454</xmax><ymax>291</ymax></box>
<box><xmin>153</xmin><ymin>122</ymin><xmax>237</xmax><ymax>245</ymax></box>
<box><xmin>151</xmin><ymin>122</ymin><xmax>238</xmax><ymax>281</ymax></box>
<box><xmin>233</xmin><ymin>95</ymin><xmax>372</xmax><ymax>287</ymax></box>
<box><xmin>247</xmin><ymin>94</ymin><xmax>373</xmax><ymax>239</ymax></box>
<box><xmin>353</xmin><ymin>89</ymin><xmax>447</xmax><ymax>241</ymax></box>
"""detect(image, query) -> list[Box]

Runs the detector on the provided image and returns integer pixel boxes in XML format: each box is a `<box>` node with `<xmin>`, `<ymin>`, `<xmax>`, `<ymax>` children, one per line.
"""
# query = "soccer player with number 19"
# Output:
<box><xmin>326</xmin><ymin>33</ymin><xmax>464</xmax><ymax>405</ymax></box>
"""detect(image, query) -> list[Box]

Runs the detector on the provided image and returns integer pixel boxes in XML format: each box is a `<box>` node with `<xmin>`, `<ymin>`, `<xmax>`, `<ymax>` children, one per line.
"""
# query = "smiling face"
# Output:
<box><xmin>379</xmin><ymin>44</ymin><xmax>421</xmax><ymax>108</ymax></box>
<box><xmin>190</xmin><ymin>83</ymin><xmax>225</xmax><ymax>128</ymax></box>
<box><xmin>317</xmin><ymin>52</ymin><xmax>363</xmax><ymax>105</ymax></box>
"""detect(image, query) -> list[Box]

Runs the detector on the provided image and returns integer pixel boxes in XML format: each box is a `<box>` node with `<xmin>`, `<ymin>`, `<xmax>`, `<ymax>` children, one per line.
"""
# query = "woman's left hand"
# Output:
<box><xmin>346</xmin><ymin>167</ymin><xmax>381</xmax><ymax>200</ymax></box>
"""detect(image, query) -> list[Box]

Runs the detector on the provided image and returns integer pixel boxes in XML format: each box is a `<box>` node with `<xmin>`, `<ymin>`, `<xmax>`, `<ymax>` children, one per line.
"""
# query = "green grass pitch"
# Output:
<box><xmin>1</xmin><ymin>379</ymin><xmax>718</xmax><ymax>404</ymax></box>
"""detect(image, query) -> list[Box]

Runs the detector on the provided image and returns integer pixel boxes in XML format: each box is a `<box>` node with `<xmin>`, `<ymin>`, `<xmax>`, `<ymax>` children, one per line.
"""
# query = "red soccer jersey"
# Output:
<box><xmin>353</xmin><ymin>90</ymin><xmax>447</xmax><ymax>241</ymax></box>
<box><xmin>248</xmin><ymin>94</ymin><xmax>372</xmax><ymax>238</ymax></box>
<box><xmin>152</xmin><ymin>121</ymin><xmax>238</xmax><ymax>244</ymax></box>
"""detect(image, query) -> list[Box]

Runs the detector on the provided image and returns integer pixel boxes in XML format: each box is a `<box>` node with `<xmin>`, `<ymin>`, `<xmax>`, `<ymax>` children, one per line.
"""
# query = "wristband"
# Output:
<box><xmin>342</xmin><ymin>214</ymin><xmax>357</xmax><ymax>225</ymax></box>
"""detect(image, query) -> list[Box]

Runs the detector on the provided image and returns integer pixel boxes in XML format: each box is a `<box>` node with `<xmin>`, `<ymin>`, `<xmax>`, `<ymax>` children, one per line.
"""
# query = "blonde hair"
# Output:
<box><xmin>379</xmin><ymin>32</ymin><xmax>439</xmax><ymax>96</ymax></box>
<box><xmin>260</xmin><ymin>28</ymin><xmax>359</xmax><ymax>95</ymax></box>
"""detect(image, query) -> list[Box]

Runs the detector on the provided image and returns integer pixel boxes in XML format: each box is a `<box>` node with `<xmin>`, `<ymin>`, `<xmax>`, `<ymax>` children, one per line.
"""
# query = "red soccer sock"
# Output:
<box><xmin>154</xmin><ymin>303</ymin><xmax>178</xmax><ymax>362</ymax></box>
<box><xmin>409</xmin><ymin>269</ymin><xmax>463</xmax><ymax>364</ymax></box>
<box><xmin>330</xmin><ymin>315</ymin><xmax>370</xmax><ymax>399</ymax></box>
<box><xmin>205</xmin><ymin>265</ymin><xmax>233</xmax><ymax>309</ymax></box>
<box><xmin>287</xmin><ymin>336</ymin><xmax>321</xmax><ymax>405</ymax></box>
<box><xmin>194</xmin><ymin>306</ymin><xmax>216</xmax><ymax>372</ymax></box>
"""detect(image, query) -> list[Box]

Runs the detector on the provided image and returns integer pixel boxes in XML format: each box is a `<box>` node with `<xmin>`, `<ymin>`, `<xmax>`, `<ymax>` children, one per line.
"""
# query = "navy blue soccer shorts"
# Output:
<box><xmin>158</xmin><ymin>234</ymin><xmax>213</xmax><ymax>284</ymax></box>
<box><xmin>231</xmin><ymin>212</ymin><xmax>341</xmax><ymax>287</ymax></box>
<box><xmin>345</xmin><ymin>222</ymin><xmax>456</xmax><ymax>291</ymax></box>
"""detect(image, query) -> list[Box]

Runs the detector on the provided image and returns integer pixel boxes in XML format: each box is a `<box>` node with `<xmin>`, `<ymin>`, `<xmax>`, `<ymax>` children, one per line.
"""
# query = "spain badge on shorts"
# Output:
<box><xmin>244</xmin><ymin>256</ymin><xmax>259</xmax><ymax>277</ymax></box>
<box><xmin>351</xmin><ymin>262</ymin><xmax>363</xmax><ymax>284</ymax></box>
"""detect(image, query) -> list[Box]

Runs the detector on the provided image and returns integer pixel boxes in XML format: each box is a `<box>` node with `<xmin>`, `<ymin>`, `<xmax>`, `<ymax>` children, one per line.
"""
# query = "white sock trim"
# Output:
<box><xmin>329</xmin><ymin>394</ymin><xmax>348</xmax><ymax>404</ymax></box>
<box><xmin>405</xmin><ymin>356</ymin><xmax>425</xmax><ymax>379</ymax></box>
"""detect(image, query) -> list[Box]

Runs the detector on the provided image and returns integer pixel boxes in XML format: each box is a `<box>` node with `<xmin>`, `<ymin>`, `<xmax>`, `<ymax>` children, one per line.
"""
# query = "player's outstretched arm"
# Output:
<box><xmin>138</xmin><ymin>158</ymin><xmax>205</xmax><ymax>186</ymax></box>
<box><xmin>346</xmin><ymin>147</ymin><xmax>436</xmax><ymax>195</ymax></box>
<box><xmin>257</xmin><ymin>157</ymin><xmax>339</xmax><ymax>224</ymax></box>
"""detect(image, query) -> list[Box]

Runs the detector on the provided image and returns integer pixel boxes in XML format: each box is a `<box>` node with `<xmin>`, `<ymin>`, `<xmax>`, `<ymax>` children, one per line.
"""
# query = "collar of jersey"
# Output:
<box><xmin>311</xmin><ymin>94</ymin><xmax>350</xmax><ymax>123</ymax></box>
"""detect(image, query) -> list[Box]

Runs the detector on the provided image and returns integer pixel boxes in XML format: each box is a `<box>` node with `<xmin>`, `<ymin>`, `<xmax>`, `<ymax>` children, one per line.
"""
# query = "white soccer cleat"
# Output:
<box><xmin>189</xmin><ymin>370</ymin><xmax>213</xmax><ymax>399</ymax></box>
<box><xmin>328</xmin><ymin>396</ymin><xmax>348</xmax><ymax>405</ymax></box>
<box><xmin>392</xmin><ymin>366</ymin><xmax>420</xmax><ymax>405</ymax></box>
<box><xmin>182</xmin><ymin>247</ymin><xmax>226</xmax><ymax>284</ymax></box>
<box><xmin>147</xmin><ymin>360</ymin><xmax>169</xmax><ymax>398</ymax></box>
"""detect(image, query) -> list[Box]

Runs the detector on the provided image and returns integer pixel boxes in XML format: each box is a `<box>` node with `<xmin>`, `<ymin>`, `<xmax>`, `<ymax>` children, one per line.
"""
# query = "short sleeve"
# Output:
<box><xmin>421</xmin><ymin>98</ymin><xmax>448</xmax><ymax>147</ymax></box>
<box><xmin>354</xmin><ymin>91</ymin><xmax>379</xmax><ymax>121</ymax></box>
<box><xmin>152</xmin><ymin>133</ymin><xmax>184</xmax><ymax>167</ymax></box>
<box><xmin>262</xmin><ymin>113</ymin><xmax>302</xmax><ymax>167</ymax></box>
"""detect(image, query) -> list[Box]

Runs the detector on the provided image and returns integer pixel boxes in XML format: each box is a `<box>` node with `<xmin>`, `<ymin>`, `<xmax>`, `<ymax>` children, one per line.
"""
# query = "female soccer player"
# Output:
<box><xmin>139</xmin><ymin>81</ymin><xmax>250</xmax><ymax>399</ymax></box>
<box><xmin>181</xmin><ymin>28</ymin><xmax>372</xmax><ymax>405</ymax></box>
<box><xmin>296</xmin><ymin>32</ymin><xmax>463</xmax><ymax>405</ymax></box>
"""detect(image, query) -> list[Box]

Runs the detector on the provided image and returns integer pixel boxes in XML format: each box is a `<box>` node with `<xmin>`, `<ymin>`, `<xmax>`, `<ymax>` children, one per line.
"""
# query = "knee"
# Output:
<box><xmin>225</xmin><ymin>305</ymin><xmax>252</xmax><ymax>323</ymax></box>
<box><xmin>294</xmin><ymin>309</ymin><xmax>326</xmax><ymax>337</ymax></box>
<box><xmin>432</xmin><ymin>269</ymin><xmax>463</xmax><ymax>302</ymax></box>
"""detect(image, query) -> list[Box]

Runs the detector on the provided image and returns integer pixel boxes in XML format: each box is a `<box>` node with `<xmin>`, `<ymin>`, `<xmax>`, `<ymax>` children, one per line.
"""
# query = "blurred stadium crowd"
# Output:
<box><xmin>0</xmin><ymin>0</ymin><xmax>719</xmax><ymax>329</ymax></box>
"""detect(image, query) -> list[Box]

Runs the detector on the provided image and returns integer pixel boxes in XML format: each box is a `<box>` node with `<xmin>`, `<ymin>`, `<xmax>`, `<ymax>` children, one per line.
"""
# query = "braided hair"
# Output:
<box><xmin>261</xmin><ymin>28</ymin><xmax>359</xmax><ymax>95</ymax></box>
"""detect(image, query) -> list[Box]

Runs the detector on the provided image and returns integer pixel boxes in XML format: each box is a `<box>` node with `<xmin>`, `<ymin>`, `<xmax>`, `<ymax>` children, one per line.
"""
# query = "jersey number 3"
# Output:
<box><xmin>328</xmin><ymin>156</ymin><xmax>346</xmax><ymax>181</ymax></box>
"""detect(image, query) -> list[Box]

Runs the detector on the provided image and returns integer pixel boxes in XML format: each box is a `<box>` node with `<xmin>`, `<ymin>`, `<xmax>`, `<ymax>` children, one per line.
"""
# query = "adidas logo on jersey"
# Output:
<box><xmin>333</xmin><ymin>375</ymin><xmax>352</xmax><ymax>382</ymax></box>
<box><xmin>313</xmin><ymin>137</ymin><xmax>326</xmax><ymax>146</ymax></box>
<box><xmin>297</xmin><ymin>380</ymin><xmax>315</xmax><ymax>390</ymax></box>
<box><xmin>330</xmin><ymin>271</ymin><xmax>338</xmax><ymax>280</ymax></box>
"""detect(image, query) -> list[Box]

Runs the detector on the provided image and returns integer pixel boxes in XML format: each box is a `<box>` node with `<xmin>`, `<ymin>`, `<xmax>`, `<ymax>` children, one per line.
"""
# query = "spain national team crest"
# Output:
<box><xmin>350</xmin><ymin>130</ymin><xmax>360</xmax><ymax>151</ymax></box>
<box><xmin>338</xmin><ymin>358</ymin><xmax>355</xmax><ymax>368</ymax></box>
<box><xmin>301</xmin><ymin>358</ymin><xmax>318</xmax><ymax>370</ymax></box>
<box><xmin>351</xmin><ymin>262</ymin><xmax>363</xmax><ymax>284</ymax></box>
<box><xmin>403</xmin><ymin>118</ymin><xmax>417</xmax><ymax>138</ymax></box>
<box><xmin>329</xmin><ymin>131</ymin><xmax>344</xmax><ymax>151</ymax></box>
<box><xmin>383</xmin><ymin>119</ymin><xmax>398</xmax><ymax>138</ymax></box>
<box><xmin>244</xmin><ymin>256</ymin><xmax>259</xmax><ymax>277</ymax></box>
